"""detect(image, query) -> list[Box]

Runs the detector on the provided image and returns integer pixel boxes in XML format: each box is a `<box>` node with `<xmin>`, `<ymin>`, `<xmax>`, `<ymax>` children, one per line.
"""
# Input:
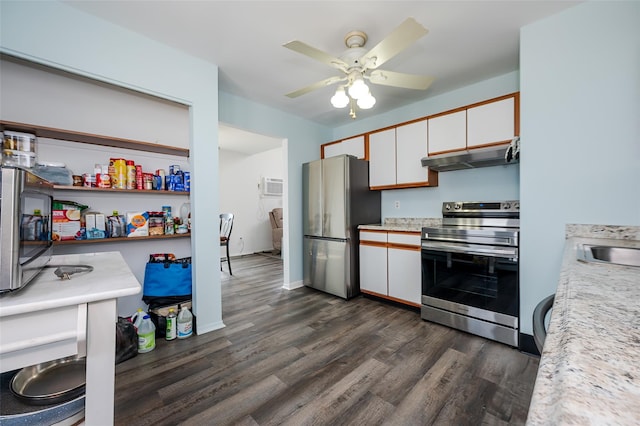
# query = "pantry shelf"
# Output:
<box><xmin>53</xmin><ymin>233</ymin><xmax>190</xmax><ymax>245</ymax></box>
<box><xmin>0</xmin><ymin>120</ymin><xmax>189</xmax><ymax>157</ymax></box>
<box><xmin>53</xmin><ymin>185</ymin><xmax>189</xmax><ymax>195</ymax></box>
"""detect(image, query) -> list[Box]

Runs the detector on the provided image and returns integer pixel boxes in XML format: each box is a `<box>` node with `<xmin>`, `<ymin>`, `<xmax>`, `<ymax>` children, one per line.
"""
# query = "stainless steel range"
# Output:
<box><xmin>421</xmin><ymin>201</ymin><xmax>520</xmax><ymax>346</ymax></box>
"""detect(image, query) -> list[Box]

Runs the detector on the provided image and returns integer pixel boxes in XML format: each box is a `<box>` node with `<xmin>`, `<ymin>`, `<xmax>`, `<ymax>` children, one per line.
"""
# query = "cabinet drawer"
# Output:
<box><xmin>387</xmin><ymin>232</ymin><xmax>420</xmax><ymax>246</ymax></box>
<box><xmin>0</xmin><ymin>304</ymin><xmax>87</xmax><ymax>372</ymax></box>
<box><xmin>360</xmin><ymin>231</ymin><xmax>388</xmax><ymax>243</ymax></box>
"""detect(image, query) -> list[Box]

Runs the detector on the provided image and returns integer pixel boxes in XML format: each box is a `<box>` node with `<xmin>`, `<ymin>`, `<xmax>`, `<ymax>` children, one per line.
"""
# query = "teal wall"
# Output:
<box><xmin>0</xmin><ymin>1</ymin><xmax>223</xmax><ymax>333</ymax></box>
<box><xmin>333</xmin><ymin>72</ymin><xmax>521</xmax><ymax>219</ymax></box>
<box><xmin>520</xmin><ymin>1</ymin><xmax>640</xmax><ymax>334</ymax></box>
<box><xmin>218</xmin><ymin>92</ymin><xmax>331</xmax><ymax>285</ymax></box>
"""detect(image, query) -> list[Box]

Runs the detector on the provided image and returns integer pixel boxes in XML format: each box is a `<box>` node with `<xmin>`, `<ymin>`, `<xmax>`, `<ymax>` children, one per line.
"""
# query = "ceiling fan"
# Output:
<box><xmin>283</xmin><ymin>18</ymin><xmax>434</xmax><ymax>118</ymax></box>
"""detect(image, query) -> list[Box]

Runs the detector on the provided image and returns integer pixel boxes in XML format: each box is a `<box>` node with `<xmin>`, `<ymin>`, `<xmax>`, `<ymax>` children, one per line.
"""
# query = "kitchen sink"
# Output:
<box><xmin>577</xmin><ymin>244</ymin><xmax>640</xmax><ymax>267</ymax></box>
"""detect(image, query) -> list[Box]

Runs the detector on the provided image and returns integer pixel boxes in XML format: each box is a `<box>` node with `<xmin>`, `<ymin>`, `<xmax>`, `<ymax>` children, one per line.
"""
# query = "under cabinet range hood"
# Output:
<box><xmin>421</xmin><ymin>139</ymin><xmax>519</xmax><ymax>172</ymax></box>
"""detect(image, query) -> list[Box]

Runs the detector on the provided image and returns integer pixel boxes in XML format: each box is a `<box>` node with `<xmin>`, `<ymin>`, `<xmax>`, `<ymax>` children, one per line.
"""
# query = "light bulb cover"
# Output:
<box><xmin>348</xmin><ymin>78</ymin><xmax>369</xmax><ymax>100</ymax></box>
<box><xmin>357</xmin><ymin>92</ymin><xmax>376</xmax><ymax>109</ymax></box>
<box><xmin>330</xmin><ymin>87</ymin><xmax>349</xmax><ymax>108</ymax></box>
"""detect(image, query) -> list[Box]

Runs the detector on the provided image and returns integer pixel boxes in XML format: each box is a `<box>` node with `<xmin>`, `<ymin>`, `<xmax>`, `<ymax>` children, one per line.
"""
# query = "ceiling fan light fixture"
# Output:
<box><xmin>357</xmin><ymin>92</ymin><xmax>376</xmax><ymax>109</ymax></box>
<box><xmin>330</xmin><ymin>87</ymin><xmax>349</xmax><ymax>108</ymax></box>
<box><xmin>348</xmin><ymin>77</ymin><xmax>369</xmax><ymax>100</ymax></box>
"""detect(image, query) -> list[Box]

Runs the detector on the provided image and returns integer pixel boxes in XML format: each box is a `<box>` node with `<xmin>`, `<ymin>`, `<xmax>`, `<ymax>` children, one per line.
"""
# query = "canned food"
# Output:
<box><xmin>126</xmin><ymin>160</ymin><xmax>136</xmax><ymax>190</ymax></box>
<box><xmin>154</xmin><ymin>175</ymin><xmax>164</xmax><ymax>190</ymax></box>
<box><xmin>83</xmin><ymin>173</ymin><xmax>96</xmax><ymax>188</ymax></box>
<box><xmin>143</xmin><ymin>173</ymin><xmax>154</xmax><ymax>190</ymax></box>
<box><xmin>110</xmin><ymin>158</ymin><xmax>126</xmax><ymax>189</ymax></box>
<box><xmin>183</xmin><ymin>172</ymin><xmax>190</xmax><ymax>192</ymax></box>
<box><xmin>135</xmin><ymin>165</ymin><xmax>143</xmax><ymax>190</ymax></box>
<box><xmin>96</xmin><ymin>173</ymin><xmax>111</xmax><ymax>188</ymax></box>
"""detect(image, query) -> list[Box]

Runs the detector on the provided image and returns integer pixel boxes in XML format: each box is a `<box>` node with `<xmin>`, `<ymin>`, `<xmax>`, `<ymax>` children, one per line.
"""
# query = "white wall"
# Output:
<box><xmin>219</xmin><ymin>147</ymin><xmax>284</xmax><ymax>257</ymax></box>
<box><xmin>1</xmin><ymin>1</ymin><xmax>222</xmax><ymax>333</ymax></box>
<box><xmin>519</xmin><ymin>1</ymin><xmax>640</xmax><ymax>335</ymax></box>
<box><xmin>0</xmin><ymin>57</ymin><xmax>190</xmax><ymax>147</ymax></box>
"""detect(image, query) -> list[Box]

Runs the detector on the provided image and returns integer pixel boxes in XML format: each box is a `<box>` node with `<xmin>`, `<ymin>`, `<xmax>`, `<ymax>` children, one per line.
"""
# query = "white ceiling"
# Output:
<box><xmin>218</xmin><ymin>124</ymin><xmax>282</xmax><ymax>155</ymax></box>
<box><xmin>63</xmin><ymin>1</ymin><xmax>581</xmax><ymax>149</ymax></box>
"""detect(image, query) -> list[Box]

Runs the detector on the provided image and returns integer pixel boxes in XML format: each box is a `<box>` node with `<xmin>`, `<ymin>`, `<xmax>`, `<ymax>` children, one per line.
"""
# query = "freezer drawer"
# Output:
<box><xmin>303</xmin><ymin>237</ymin><xmax>358</xmax><ymax>299</ymax></box>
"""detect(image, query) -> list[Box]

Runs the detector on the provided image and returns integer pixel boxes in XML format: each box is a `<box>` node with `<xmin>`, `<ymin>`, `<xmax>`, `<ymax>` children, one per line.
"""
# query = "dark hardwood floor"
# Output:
<box><xmin>114</xmin><ymin>254</ymin><xmax>539</xmax><ymax>425</ymax></box>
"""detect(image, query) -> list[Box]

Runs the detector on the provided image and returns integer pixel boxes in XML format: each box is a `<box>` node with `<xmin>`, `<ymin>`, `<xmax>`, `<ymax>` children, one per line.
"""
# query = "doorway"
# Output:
<box><xmin>218</xmin><ymin>124</ymin><xmax>287</xmax><ymax>277</ymax></box>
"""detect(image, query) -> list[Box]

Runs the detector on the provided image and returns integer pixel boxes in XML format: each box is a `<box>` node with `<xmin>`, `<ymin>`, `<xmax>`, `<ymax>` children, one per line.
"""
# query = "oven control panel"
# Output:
<box><xmin>443</xmin><ymin>200</ymin><xmax>519</xmax><ymax>216</ymax></box>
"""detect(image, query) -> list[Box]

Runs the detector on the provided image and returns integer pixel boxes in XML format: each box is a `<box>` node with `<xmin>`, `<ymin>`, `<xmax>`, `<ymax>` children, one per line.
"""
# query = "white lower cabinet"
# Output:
<box><xmin>388</xmin><ymin>245</ymin><xmax>421</xmax><ymax>305</ymax></box>
<box><xmin>359</xmin><ymin>244</ymin><xmax>388</xmax><ymax>295</ymax></box>
<box><xmin>359</xmin><ymin>230</ymin><xmax>421</xmax><ymax>307</ymax></box>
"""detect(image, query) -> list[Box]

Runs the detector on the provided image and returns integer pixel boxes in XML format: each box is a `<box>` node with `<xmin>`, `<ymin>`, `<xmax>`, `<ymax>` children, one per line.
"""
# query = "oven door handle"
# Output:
<box><xmin>421</xmin><ymin>241</ymin><xmax>518</xmax><ymax>260</ymax></box>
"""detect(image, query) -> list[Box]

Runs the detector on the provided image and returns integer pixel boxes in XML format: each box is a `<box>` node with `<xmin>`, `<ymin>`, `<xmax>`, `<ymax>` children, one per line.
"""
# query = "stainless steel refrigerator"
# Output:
<box><xmin>303</xmin><ymin>155</ymin><xmax>381</xmax><ymax>299</ymax></box>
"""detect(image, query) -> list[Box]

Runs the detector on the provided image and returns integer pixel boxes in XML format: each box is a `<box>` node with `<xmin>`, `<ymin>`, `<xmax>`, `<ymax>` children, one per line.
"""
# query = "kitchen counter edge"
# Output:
<box><xmin>0</xmin><ymin>251</ymin><xmax>141</xmax><ymax>317</ymax></box>
<box><xmin>526</xmin><ymin>234</ymin><xmax>640</xmax><ymax>425</ymax></box>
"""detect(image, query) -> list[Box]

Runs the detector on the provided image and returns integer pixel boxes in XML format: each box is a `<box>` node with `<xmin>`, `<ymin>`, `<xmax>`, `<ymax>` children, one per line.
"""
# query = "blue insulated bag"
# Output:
<box><xmin>143</xmin><ymin>254</ymin><xmax>192</xmax><ymax>301</ymax></box>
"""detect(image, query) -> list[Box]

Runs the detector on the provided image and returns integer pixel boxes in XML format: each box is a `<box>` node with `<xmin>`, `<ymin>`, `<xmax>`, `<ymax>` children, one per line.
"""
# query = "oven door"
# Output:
<box><xmin>421</xmin><ymin>241</ymin><xmax>518</xmax><ymax>319</ymax></box>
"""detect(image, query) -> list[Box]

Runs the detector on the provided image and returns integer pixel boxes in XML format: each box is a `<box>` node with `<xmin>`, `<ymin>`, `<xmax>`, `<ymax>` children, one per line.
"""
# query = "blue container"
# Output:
<box><xmin>184</xmin><ymin>172</ymin><xmax>190</xmax><ymax>192</ymax></box>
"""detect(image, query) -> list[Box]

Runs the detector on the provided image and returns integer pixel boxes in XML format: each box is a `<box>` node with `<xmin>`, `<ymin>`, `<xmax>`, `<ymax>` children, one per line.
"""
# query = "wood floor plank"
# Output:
<box><xmin>386</xmin><ymin>347</ymin><xmax>472</xmax><ymax>424</ymax></box>
<box><xmin>179</xmin><ymin>375</ymin><xmax>289</xmax><ymax>425</ymax></box>
<box><xmin>114</xmin><ymin>254</ymin><xmax>539</xmax><ymax>426</ymax></box>
<box><xmin>278</xmin><ymin>358</ymin><xmax>391</xmax><ymax>426</ymax></box>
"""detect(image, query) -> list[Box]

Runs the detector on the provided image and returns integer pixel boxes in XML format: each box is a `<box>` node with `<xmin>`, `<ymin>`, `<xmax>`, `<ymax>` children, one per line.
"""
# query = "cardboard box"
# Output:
<box><xmin>126</xmin><ymin>211</ymin><xmax>149</xmax><ymax>237</ymax></box>
<box><xmin>52</xmin><ymin>209</ymin><xmax>81</xmax><ymax>241</ymax></box>
<box><xmin>95</xmin><ymin>214</ymin><xmax>106</xmax><ymax>232</ymax></box>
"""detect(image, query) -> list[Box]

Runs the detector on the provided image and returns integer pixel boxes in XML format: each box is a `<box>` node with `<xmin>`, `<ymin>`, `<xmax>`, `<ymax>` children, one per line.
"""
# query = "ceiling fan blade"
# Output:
<box><xmin>285</xmin><ymin>76</ymin><xmax>346</xmax><ymax>98</ymax></box>
<box><xmin>368</xmin><ymin>70</ymin><xmax>434</xmax><ymax>90</ymax></box>
<box><xmin>361</xmin><ymin>17</ymin><xmax>428</xmax><ymax>70</ymax></box>
<box><xmin>283</xmin><ymin>40</ymin><xmax>349</xmax><ymax>72</ymax></box>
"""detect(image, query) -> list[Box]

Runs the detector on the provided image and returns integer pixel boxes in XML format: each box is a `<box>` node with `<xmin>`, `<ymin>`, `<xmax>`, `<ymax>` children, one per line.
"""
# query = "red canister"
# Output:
<box><xmin>135</xmin><ymin>165</ymin><xmax>143</xmax><ymax>190</ymax></box>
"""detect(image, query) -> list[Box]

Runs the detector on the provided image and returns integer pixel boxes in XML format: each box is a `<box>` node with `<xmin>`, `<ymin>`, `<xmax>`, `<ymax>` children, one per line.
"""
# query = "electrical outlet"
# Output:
<box><xmin>394</xmin><ymin>201</ymin><xmax>400</xmax><ymax>209</ymax></box>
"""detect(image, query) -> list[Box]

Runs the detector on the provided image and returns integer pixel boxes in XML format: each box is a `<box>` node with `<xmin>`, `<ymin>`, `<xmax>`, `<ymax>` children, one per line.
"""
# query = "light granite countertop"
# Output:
<box><xmin>358</xmin><ymin>217</ymin><xmax>441</xmax><ymax>232</ymax></box>
<box><xmin>527</xmin><ymin>226</ymin><xmax>640</xmax><ymax>425</ymax></box>
<box><xmin>0</xmin><ymin>251</ymin><xmax>141</xmax><ymax>317</ymax></box>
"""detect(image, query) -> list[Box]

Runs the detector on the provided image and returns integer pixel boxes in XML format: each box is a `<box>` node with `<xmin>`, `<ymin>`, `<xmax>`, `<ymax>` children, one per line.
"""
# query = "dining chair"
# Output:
<box><xmin>220</xmin><ymin>213</ymin><xmax>234</xmax><ymax>275</ymax></box>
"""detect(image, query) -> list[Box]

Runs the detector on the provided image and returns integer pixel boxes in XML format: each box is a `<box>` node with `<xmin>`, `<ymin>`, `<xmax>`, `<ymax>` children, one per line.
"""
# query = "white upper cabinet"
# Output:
<box><xmin>368</xmin><ymin>128</ymin><xmax>397</xmax><ymax>188</ymax></box>
<box><xmin>427</xmin><ymin>110</ymin><xmax>467</xmax><ymax>155</ymax></box>
<box><xmin>396</xmin><ymin>120</ymin><xmax>428</xmax><ymax>185</ymax></box>
<box><xmin>369</xmin><ymin>121</ymin><xmax>434</xmax><ymax>189</ymax></box>
<box><xmin>467</xmin><ymin>97</ymin><xmax>515</xmax><ymax>148</ymax></box>
<box><xmin>322</xmin><ymin>135</ymin><xmax>365</xmax><ymax>159</ymax></box>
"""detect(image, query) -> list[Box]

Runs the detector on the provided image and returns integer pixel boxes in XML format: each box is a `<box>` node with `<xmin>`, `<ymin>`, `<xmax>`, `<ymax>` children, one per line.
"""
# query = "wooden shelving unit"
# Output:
<box><xmin>0</xmin><ymin>120</ymin><xmax>189</xmax><ymax>157</ymax></box>
<box><xmin>54</xmin><ymin>233</ymin><xmax>190</xmax><ymax>245</ymax></box>
<box><xmin>53</xmin><ymin>185</ymin><xmax>189</xmax><ymax>195</ymax></box>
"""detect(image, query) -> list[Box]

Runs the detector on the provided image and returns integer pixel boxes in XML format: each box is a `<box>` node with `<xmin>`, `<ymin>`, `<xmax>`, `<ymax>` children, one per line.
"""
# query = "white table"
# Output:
<box><xmin>0</xmin><ymin>252</ymin><xmax>141</xmax><ymax>425</ymax></box>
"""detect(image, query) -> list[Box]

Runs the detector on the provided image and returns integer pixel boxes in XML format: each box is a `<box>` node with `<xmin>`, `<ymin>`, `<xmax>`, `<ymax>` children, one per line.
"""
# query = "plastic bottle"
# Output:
<box><xmin>137</xmin><ymin>315</ymin><xmax>156</xmax><ymax>353</ymax></box>
<box><xmin>126</xmin><ymin>160</ymin><xmax>136</xmax><ymax>190</ymax></box>
<box><xmin>165</xmin><ymin>308</ymin><xmax>177</xmax><ymax>341</ymax></box>
<box><xmin>131</xmin><ymin>308</ymin><xmax>148</xmax><ymax>331</ymax></box>
<box><xmin>177</xmin><ymin>306</ymin><xmax>193</xmax><ymax>339</ymax></box>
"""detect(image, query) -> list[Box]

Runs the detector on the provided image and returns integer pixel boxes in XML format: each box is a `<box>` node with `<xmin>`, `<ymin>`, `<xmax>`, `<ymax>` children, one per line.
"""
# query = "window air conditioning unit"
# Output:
<box><xmin>261</xmin><ymin>177</ymin><xmax>283</xmax><ymax>196</ymax></box>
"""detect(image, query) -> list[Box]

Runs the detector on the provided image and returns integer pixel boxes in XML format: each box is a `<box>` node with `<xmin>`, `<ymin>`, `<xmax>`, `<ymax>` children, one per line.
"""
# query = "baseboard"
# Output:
<box><xmin>519</xmin><ymin>333</ymin><xmax>540</xmax><ymax>356</ymax></box>
<box><xmin>283</xmin><ymin>280</ymin><xmax>304</xmax><ymax>291</ymax></box>
<box><xmin>195</xmin><ymin>319</ymin><xmax>226</xmax><ymax>335</ymax></box>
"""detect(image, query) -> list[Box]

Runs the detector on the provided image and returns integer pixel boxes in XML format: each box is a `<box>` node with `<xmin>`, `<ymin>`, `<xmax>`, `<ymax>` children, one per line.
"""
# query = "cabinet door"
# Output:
<box><xmin>359</xmin><ymin>243</ymin><xmax>388</xmax><ymax>296</ymax></box>
<box><xmin>322</xmin><ymin>136</ymin><xmax>365</xmax><ymax>159</ymax></box>
<box><xmin>368</xmin><ymin>128</ymin><xmax>396</xmax><ymax>188</ymax></box>
<box><xmin>428</xmin><ymin>110</ymin><xmax>466</xmax><ymax>155</ymax></box>
<box><xmin>322</xmin><ymin>142</ymin><xmax>344</xmax><ymax>159</ymax></box>
<box><xmin>387</xmin><ymin>246</ymin><xmax>421</xmax><ymax>305</ymax></box>
<box><xmin>396</xmin><ymin>120</ymin><xmax>428</xmax><ymax>185</ymax></box>
<box><xmin>467</xmin><ymin>97</ymin><xmax>515</xmax><ymax>148</ymax></box>
<box><xmin>340</xmin><ymin>136</ymin><xmax>365</xmax><ymax>159</ymax></box>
